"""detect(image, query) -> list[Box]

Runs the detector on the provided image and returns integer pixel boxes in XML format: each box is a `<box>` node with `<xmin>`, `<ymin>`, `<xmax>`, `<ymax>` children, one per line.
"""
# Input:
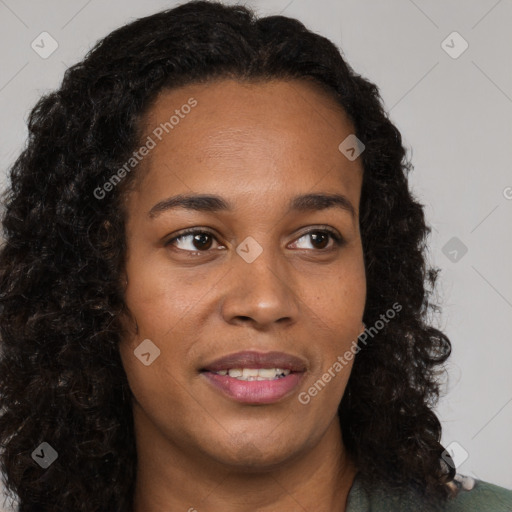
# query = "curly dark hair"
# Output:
<box><xmin>0</xmin><ymin>1</ymin><xmax>457</xmax><ymax>511</ymax></box>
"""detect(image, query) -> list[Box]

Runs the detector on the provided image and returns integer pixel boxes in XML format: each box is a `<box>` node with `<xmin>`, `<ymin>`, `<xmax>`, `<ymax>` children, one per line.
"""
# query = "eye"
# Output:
<box><xmin>165</xmin><ymin>228</ymin><xmax>224</xmax><ymax>254</ymax></box>
<box><xmin>164</xmin><ymin>226</ymin><xmax>344</xmax><ymax>255</ymax></box>
<box><xmin>289</xmin><ymin>228</ymin><xmax>344</xmax><ymax>251</ymax></box>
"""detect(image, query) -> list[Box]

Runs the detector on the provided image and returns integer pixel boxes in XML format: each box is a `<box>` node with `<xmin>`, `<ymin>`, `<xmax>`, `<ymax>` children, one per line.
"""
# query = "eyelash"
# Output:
<box><xmin>164</xmin><ymin>226</ymin><xmax>345</xmax><ymax>255</ymax></box>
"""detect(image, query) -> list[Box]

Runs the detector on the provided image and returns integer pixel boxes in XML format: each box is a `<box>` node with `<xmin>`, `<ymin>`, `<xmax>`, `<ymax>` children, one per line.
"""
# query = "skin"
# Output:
<box><xmin>118</xmin><ymin>78</ymin><xmax>366</xmax><ymax>512</ymax></box>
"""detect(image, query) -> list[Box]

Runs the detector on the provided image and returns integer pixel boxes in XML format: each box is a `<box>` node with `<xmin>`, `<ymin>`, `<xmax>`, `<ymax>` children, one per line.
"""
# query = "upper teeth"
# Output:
<box><xmin>214</xmin><ymin>368</ymin><xmax>291</xmax><ymax>380</ymax></box>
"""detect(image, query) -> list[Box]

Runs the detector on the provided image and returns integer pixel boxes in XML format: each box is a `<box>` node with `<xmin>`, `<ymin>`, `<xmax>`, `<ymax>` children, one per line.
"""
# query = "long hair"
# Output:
<box><xmin>0</xmin><ymin>2</ymin><xmax>454</xmax><ymax>510</ymax></box>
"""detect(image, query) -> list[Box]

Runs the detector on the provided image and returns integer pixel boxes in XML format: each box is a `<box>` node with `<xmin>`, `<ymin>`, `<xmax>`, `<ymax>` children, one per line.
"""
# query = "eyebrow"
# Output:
<box><xmin>148</xmin><ymin>192</ymin><xmax>356</xmax><ymax>219</ymax></box>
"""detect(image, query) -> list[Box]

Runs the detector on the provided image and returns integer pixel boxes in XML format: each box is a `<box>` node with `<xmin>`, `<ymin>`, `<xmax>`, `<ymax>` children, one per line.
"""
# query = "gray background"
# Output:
<box><xmin>1</xmin><ymin>0</ymin><xmax>511</xmax><ymax>509</ymax></box>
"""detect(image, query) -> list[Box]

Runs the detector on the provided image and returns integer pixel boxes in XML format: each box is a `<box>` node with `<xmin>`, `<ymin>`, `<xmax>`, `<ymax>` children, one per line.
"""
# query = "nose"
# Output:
<box><xmin>220</xmin><ymin>241</ymin><xmax>300</xmax><ymax>329</ymax></box>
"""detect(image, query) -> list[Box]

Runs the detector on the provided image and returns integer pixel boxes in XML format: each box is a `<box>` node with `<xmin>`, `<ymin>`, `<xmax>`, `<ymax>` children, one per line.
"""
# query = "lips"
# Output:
<box><xmin>200</xmin><ymin>350</ymin><xmax>308</xmax><ymax>373</ymax></box>
<box><xmin>200</xmin><ymin>350</ymin><xmax>308</xmax><ymax>404</ymax></box>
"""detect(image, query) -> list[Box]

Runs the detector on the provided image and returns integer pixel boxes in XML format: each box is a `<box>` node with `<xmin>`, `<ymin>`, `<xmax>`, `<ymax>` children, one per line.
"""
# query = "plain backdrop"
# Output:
<box><xmin>1</xmin><ymin>0</ymin><xmax>511</xmax><ymax>509</ymax></box>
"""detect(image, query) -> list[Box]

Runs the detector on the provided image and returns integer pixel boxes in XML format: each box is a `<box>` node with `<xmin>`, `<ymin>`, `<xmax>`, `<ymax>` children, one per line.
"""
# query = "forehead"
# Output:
<box><xmin>142</xmin><ymin>77</ymin><xmax>353</xmax><ymax>143</ymax></box>
<box><xmin>131</xmin><ymin>78</ymin><xmax>362</xmax><ymax>214</ymax></box>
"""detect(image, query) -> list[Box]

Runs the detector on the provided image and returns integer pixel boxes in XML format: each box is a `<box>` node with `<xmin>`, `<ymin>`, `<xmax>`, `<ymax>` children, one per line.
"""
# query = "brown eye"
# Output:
<box><xmin>166</xmin><ymin>229</ymin><xmax>222</xmax><ymax>253</ymax></box>
<box><xmin>189</xmin><ymin>232</ymin><xmax>213</xmax><ymax>250</ymax></box>
<box><xmin>291</xmin><ymin>228</ymin><xmax>343</xmax><ymax>251</ymax></box>
<box><xmin>309</xmin><ymin>231</ymin><xmax>330</xmax><ymax>249</ymax></box>
<box><xmin>166</xmin><ymin>227</ymin><xmax>343</xmax><ymax>255</ymax></box>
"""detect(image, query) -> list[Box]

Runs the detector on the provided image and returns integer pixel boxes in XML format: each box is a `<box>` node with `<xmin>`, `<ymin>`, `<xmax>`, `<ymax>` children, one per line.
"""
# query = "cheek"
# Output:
<box><xmin>302</xmin><ymin>256</ymin><xmax>366</xmax><ymax>330</ymax></box>
<box><xmin>123</xmin><ymin>252</ymin><xmax>198</xmax><ymax>333</ymax></box>
<box><xmin>118</xmin><ymin>257</ymin><xmax>213</xmax><ymax>406</ymax></box>
<box><xmin>297</xmin><ymin>256</ymin><xmax>365</xmax><ymax>400</ymax></box>
<box><xmin>118</xmin><ymin>319</ymin><xmax>191</xmax><ymax>418</ymax></box>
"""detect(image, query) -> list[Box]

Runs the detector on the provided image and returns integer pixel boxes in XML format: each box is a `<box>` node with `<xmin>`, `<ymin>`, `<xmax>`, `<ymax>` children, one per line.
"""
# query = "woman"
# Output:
<box><xmin>0</xmin><ymin>1</ymin><xmax>510</xmax><ymax>511</ymax></box>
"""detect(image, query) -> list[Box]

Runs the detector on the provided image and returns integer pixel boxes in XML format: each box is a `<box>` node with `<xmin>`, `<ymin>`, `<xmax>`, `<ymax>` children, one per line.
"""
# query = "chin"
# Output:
<box><xmin>203</xmin><ymin>433</ymin><xmax>305</xmax><ymax>472</ymax></box>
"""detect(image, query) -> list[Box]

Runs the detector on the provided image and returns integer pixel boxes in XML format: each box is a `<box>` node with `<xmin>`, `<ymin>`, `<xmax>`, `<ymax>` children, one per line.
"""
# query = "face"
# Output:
<box><xmin>118</xmin><ymin>78</ymin><xmax>366</xmax><ymax>469</ymax></box>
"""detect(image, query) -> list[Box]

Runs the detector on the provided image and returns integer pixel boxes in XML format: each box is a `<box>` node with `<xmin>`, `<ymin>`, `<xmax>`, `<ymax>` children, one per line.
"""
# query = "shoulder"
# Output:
<box><xmin>443</xmin><ymin>474</ymin><xmax>512</xmax><ymax>511</ymax></box>
<box><xmin>346</xmin><ymin>473</ymin><xmax>512</xmax><ymax>512</ymax></box>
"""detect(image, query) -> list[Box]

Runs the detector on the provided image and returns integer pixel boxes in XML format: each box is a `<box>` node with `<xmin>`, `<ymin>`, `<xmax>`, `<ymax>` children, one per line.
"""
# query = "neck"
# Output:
<box><xmin>131</xmin><ymin>405</ymin><xmax>358</xmax><ymax>512</ymax></box>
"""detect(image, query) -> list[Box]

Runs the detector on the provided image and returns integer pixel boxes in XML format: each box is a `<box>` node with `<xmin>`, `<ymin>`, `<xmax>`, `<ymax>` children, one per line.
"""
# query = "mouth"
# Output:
<box><xmin>199</xmin><ymin>350</ymin><xmax>307</xmax><ymax>404</ymax></box>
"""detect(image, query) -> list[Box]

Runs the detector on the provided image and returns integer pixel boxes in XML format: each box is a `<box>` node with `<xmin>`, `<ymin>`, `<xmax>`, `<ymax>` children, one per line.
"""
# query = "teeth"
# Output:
<box><xmin>213</xmin><ymin>368</ymin><xmax>291</xmax><ymax>380</ymax></box>
<box><xmin>255</xmin><ymin>368</ymin><xmax>281</xmax><ymax>378</ymax></box>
